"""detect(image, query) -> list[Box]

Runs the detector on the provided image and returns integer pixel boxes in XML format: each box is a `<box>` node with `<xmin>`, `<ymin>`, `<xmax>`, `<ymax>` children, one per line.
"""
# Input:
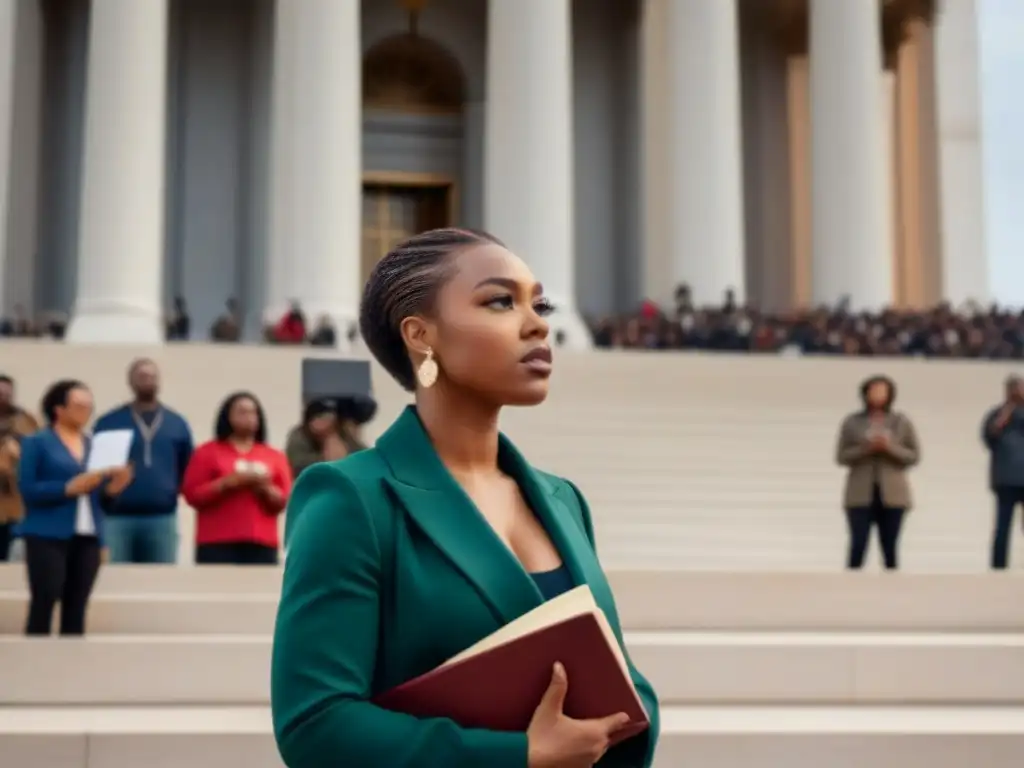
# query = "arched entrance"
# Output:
<box><xmin>361</xmin><ymin>34</ymin><xmax>466</xmax><ymax>280</ymax></box>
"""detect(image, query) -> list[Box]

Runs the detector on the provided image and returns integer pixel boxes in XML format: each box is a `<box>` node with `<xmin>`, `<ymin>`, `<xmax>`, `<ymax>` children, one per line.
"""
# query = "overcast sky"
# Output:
<box><xmin>979</xmin><ymin>0</ymin><xmax>1024</xmax><ymax>305</ymax></box>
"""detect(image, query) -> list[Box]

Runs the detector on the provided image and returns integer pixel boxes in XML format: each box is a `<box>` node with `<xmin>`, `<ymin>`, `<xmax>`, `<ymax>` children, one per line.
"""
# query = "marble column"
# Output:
<box><xmin>0</xmin><ymin>1</ymin><xmax>16</xmax><ymax>316</ymax></box>
<box><xmin>882</xmin><ymin>69</ymin><xmax>898</xmax><ymax>302</ymax></box>
<box><xmin>67</xmin><ymin>0</ymin><xmax>168</xmax><ymax>344</ymax></box>
<box><xmin>933</xmin><ymin>0</ymin><xmax>987</xmax><ymax>305</ymax></box>
<box><xmin>639</xmin><ymin>0</ymin><xmax>672</xmax><ymax>304</ymax></box>
<box><xmin>267</xmin><ymin>0</ymin><xmax>361</xmax><ymax>346</ymax></box>
<box><xmin>484</xmin><ymin>0</ymin><xmax>589</xmax><ymax>347</ymax></box>
<box><xmin>809</xmin><ymin>0</ymin><xmax>891</xmax><ymax>309</ymax></box>
<box><xmin>665</xmin><ymin>0</ymin><xmax>747</xmax><ymax>306</ymax></box>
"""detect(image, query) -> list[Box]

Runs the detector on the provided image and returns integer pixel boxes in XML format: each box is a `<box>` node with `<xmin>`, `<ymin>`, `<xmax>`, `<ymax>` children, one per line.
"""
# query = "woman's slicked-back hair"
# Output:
<box><xmin>41</xmin><ymin>379</ymin><xmax>87</xmax><ymax>425</ymax></box>
<box><xmin>360</xmin><ymin>227</ymin><xmax>503</xmax><ymax>391</ymax></box>
<box><xmin>214</xmin><ymin>390</ymin><xmax>268</xmax><ymax>443</ymax></box>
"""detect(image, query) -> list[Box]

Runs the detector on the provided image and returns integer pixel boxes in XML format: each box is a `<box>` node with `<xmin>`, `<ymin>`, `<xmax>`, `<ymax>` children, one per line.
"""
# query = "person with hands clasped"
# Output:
<box><xmin>981</xmin><ymin>374</ymin><xmax>1024</xmax><ymax>569</ymax></box>
<box><xmin>17</xmin><ymin>380</ymin><xmax>134</xmax><ymax>635</ymax></box>
<box><xmin>182</xmin><ymin>392</ymin><xmax>291</xmax><ymax>565</ymax></box>
<box><xmin>836</xmin><ymin>375</ymin><xmax>920</xmax><ymax>570</ymax></box>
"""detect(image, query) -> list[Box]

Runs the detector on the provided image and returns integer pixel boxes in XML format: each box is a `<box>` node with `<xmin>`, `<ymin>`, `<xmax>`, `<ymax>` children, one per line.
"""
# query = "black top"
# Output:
<box><xmin>530</xmin><ymin>564</ymin><xmax>575</xmax><ymax>601</ymax></box>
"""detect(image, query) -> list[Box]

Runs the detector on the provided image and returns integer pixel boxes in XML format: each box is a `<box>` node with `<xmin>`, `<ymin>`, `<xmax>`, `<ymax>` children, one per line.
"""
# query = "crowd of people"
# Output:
<box><xmin>9</xmin><ymin>287</ymin><xmax>1024</xmax><ymax>361</ymax></box>
<box><xmin>592</xmin><ymin>288</ymin><xmax>1024</xmax><ymax>359</ymax></box>
<box><xmin>0</xmin><ymin>359</ymin><xmax>370</xmax><ymax>636</ymax></box>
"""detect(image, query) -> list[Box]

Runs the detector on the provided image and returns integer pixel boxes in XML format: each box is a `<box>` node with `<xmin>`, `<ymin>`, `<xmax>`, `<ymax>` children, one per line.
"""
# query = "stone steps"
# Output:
<box><xmin>4</xmin><ymin>568</ymin><xmax>1023</xmax><ymax>632</ymax></box>
<box><xmin>4</xmin><ymin>705</ymin><xmax>1024</xmax><ymax>768</ymax></box>
<box><xmin>3</xmin><ymin>632</ymin><xmax>1022</xmax><ymax>706</ymax></box>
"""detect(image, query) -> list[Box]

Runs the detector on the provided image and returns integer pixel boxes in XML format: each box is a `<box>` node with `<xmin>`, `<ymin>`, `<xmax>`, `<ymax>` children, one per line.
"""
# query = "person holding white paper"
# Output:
<box><xmin>93</xmin><ymin>359</ymin><xmax>194</xmax><ymax>564</ymax></box>
<box><xmin>17</xmin><ymin>380</ymin><xmax>133</xmax><ymax>635</ymax></box>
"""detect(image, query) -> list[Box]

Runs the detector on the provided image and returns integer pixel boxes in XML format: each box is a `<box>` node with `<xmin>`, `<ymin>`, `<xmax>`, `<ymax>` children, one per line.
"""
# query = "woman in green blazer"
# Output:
<box><xmin>272</xmin><ymin>228</ymin><xmax>659</xmax><ymax>768</ymax></box>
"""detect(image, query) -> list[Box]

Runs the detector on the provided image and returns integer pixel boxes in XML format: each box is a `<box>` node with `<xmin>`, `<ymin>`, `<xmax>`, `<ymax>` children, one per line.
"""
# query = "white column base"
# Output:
<box><xmin>666</xmin><ymin>0</ymin><xmax>747</xmax><ymax>306</ymax></box>
<box><xmin>66</xmin><ymin>300</ymin><xmax>163</xmax><ymax>344</ymax></box>
<box><xmin>266</xmin><ymin>1</ymin><xmax>361</xmax><ymax>339</ymax></box>
<box><xmin>72</xmin><ymin>0</ymin><xmax>168</xmax><ymax>341</ymax></box>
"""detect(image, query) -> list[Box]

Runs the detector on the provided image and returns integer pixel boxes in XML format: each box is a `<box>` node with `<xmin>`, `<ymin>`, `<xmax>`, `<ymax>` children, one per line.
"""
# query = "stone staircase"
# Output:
<box><xmin>1</xmin><ymin>566</ymin><xmax>1023</xmax><ymax>767</ymax></box>
<box><xmin>3</xmin><ymin>342</ymin><xmax>1024</xmax><ymax>766</ymax></box>
<box><xmin>1</xmin><ymin>341</ymin><xmax>1018</xmax><ymax>570</ymax></box>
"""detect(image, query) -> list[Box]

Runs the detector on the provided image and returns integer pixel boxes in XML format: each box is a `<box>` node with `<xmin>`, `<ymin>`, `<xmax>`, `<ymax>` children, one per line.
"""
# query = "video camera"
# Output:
<box><xmin>301</xmin><ymin>359</ymin><xmax>377</xmax><ymax>426</ymax></box>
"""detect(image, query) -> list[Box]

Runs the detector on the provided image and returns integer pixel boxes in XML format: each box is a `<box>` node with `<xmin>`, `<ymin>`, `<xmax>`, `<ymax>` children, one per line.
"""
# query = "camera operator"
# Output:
<box><xmin>284</xmin><ymin>396</ymin><xmax>375</xmax><ymax>481</ymax></box>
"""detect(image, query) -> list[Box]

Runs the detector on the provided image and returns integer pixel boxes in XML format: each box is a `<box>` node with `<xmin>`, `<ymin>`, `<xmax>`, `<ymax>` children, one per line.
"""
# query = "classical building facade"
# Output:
<box><xmin>0</xmin><ymin>0</ymin><xmax>988</xmax><ymax>345</ymax></box>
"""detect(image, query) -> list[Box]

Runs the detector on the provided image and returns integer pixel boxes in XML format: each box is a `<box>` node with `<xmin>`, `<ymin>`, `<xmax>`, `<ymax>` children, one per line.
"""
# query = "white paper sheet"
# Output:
<box><xmin>87</xmin><ymin>429</ymin><xmax>134</xmax><ymax>472</ymax></box>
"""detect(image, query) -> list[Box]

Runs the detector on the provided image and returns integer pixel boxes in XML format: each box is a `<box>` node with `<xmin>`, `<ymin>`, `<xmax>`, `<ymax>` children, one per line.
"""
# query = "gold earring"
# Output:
<box><xmin>417</xmin><ymin>348</ymin><xmax>439</xmax><ymax>389</ymax></box>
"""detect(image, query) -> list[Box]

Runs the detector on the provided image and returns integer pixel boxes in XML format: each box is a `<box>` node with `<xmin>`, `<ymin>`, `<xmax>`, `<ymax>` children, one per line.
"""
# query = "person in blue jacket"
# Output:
<box><xmin>93</xmin><ymin>358</ymin><xmax>193</xmax><ymax>563</ymax></box>
<box><xmin>17</xmin><ymin>379</ymin><xmax>133</xmax><ymax>635</ymax></box>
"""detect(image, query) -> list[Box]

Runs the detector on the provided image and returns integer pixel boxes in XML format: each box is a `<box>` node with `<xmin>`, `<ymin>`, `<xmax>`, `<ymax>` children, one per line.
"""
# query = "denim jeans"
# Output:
<box><xmin>992</xmin><ymin>487</ymin><xmax>1024</xmax><ymax>569</ymax></box>
<box><xmin>105</xmin><ymin>515</ymin><xmax>178</xmax><ymax>564</ymax></box>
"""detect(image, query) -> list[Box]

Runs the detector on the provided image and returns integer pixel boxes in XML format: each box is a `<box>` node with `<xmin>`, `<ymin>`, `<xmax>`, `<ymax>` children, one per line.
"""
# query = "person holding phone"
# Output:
<box><xmin>835</xmin><ymin>375</ymin><xmax>920</xmax><ymax>570</ymax></box>
<box><xmin>182</xmin><ymin>391</ymin><xmax>292</xmax><ymax>565</ymax></box>
<box><xmin>17</xmin><ymin>379</ymin><xmax>133</xmax><ymax>635</ymax></box>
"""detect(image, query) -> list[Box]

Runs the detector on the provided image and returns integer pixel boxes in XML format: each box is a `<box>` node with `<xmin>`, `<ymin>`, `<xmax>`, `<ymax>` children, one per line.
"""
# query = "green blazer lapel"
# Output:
<box><xmin>498</xmin><ymin>435</ymin><xmax>597</xmax><ymax>589</ymax></box>
<box><xmin>377</xmin><ymin>408</ymin><xmax>543</xmax><ymax>626</ymax></box>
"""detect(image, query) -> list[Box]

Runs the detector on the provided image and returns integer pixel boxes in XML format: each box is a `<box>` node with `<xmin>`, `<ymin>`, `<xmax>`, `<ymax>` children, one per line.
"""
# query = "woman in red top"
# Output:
<box><xmin>182</xmin><ymin>392</ymin><xmax>292</xmax><ymax>565</ymax></box>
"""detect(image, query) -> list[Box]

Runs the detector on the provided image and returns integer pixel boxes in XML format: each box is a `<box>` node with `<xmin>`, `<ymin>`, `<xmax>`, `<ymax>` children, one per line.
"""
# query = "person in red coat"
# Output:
<box><xmin>182</xmin><ymin>391</ymin><xmax>292</xmax><ymax>565</ymax></box>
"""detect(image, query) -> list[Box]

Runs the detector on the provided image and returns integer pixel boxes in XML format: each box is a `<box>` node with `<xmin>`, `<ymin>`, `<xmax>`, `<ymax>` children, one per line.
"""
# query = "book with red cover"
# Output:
<box><xmin>373</xmin><ymin>585</ymin><xmax>649</xmax><ymax>745</ymax></box>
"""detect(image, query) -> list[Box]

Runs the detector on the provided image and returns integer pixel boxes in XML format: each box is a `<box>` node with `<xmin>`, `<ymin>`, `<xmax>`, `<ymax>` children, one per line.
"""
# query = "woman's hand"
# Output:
<box><xmin>4</xmin><ymin>438</ymin><xmax>20</xmax><ymax>461</ymax></box>
<box><xmin>253</xmin><ymin>475</ymin><xmax>285</xmax><ymax>507</ymax></box>
<box><xmin>65</xmin><ymin>469</ymin><xmax>108</xmax><ymax>497</ymax></box>
<box><xmin>105</xmin><ymin>464</ymin><xmax>134</xmax><ymax>495</ymax></box>
<box><xmin>526</xmin><ymin>663</ymin><xmax>630</xmax><ymax>768</ymax></box>
<box><xmin>219</xmin><ymin>471</ymin><xmax>261</xmax><ymax>492</ymax></box>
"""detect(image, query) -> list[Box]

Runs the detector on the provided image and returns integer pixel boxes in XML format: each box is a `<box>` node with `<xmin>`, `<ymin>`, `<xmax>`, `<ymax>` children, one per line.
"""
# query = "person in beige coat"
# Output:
<box><xmin>835</xmin><ymin>375</ymin><xmax>920</xmax><ymax>570</ymax></box>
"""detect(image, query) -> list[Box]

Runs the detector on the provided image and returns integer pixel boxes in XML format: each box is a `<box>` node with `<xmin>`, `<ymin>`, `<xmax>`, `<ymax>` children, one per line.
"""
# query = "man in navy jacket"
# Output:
<box><xmin>93</xmin><ymin>359</ymin><xmax>194</xmax><ymax>563</ymax></box>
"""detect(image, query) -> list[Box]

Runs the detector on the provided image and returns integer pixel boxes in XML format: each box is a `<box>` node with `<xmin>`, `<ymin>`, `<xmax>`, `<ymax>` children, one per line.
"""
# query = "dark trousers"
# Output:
<box><xmin>992</xmin><ymin>487</ymin><xmax>1024</xmax><ymax>569</ymax></box>
<box><xmin>846</xmin><ymin>488</ymin><xmax>905</xmax><ymax>570</ymax></box>
<box><xmin>0</xmin><ymin>522</ymin><xmax>11</xmax><ymax>561</ymax></box>
<box><xmin>195</xmin><ymin>541</ymin><xmax>278</xmax><ymax>566</ymax></box>
<box><xmin>24</xmin><ymin>535</ymin><xmax>101</xmax><ymax>635</ymax></box>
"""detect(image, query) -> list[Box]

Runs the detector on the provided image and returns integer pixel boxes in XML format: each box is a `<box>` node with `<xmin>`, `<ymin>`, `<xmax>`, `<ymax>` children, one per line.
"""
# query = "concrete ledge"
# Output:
<box><xmin>0</xmin><ymin>565</ymin><xmax>283</xmax><ymax>595</ymax></box>
<box><xmin>2</xmin><ymin>633</ymin><xmax>1022</xmax><ymax>706</ymax></box>
<box><xmin>0</xmin><ymin>593</ymin><xmax>278</xmax><ymax>636</ymax></box>
<box><xmin>4</xmin><ymin>706</ymin><xmax>1024</xmax><ymax>768</ymax></box>
<box><xmin>2</xmin><ymin>568</ymin><xmax>1023</xmax><ymax>632</ymax></box>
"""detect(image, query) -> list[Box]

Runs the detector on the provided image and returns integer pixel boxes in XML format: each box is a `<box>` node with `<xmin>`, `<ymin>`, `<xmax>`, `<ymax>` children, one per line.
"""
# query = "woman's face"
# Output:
<box><xmin>865</xmin><ymin>380</ymin><xmax>891</xmax><ymax>409</ymax></box>
<box><xmin>308</xmin><ymin>412</ymin><xmax>336</xmax><ymax>438</ymax></box>
<box><xmin>58</xmin><ymin>386</ymin><xmax>94</xmax><ymax>429</ymax></box>
<box><xmin>426</xmin><ymin>243</ymin><xmax>553</xmax><ymax>406</ymax></box>
<box><xmin>229</xmin><ymin>397</ymin><xmax>260</xmax><ymax>437</ymax></box>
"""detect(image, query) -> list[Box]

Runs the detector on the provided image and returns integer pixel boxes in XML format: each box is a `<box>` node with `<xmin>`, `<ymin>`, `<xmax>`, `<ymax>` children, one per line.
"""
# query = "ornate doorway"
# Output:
<box><xmin>361</xmin><ymin>29</ymin><xmax>466</xmax><ymax>279</ymax></box>
<box><xmin>361</xmin><ymin>176</ymin><xmax>454</xmax><ymax>280</ymax></box>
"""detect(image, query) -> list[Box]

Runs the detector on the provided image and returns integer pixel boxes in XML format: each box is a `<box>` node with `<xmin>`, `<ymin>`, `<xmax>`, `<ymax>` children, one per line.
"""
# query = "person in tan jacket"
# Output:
<box><xmin>0</xmin><ymin>374</ymin><xmax>40</xmax><ymax>560</ymax></box>
<box><xmin>835</xmin><ymin>375</ymin><xmax>920</xmax><ymax>570</ymax></box>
